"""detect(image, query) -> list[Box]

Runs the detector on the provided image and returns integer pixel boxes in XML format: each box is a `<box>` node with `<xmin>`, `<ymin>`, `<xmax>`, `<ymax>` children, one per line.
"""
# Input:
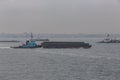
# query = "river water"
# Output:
<box><xmin>0</xmin><ymin>38</ymin><xmax>120</xmax><ymax>80</ymax></box>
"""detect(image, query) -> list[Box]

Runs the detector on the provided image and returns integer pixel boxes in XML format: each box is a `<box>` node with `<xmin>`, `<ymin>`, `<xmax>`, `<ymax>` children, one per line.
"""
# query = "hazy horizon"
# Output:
<box><xmin>0</xmin><ymin>0</ymin><xmax>120</xmax><ymax>34</ymax></box>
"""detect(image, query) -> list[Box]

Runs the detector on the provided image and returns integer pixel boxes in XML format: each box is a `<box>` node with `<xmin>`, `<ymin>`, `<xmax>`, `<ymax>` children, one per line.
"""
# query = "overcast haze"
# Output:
<box><xmin>0</xmin><ymin>0</ymin><xmax>120</xmax><ymax>34</ymax></box>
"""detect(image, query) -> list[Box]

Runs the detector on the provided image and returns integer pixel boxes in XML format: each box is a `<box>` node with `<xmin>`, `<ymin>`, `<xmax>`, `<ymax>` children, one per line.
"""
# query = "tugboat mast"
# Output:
<box><xmin>106</xmin><ymin>34</ymin><xmax>110</xmax><ymax>40</ymax></box>
<box><xmin>30</xmin><ymin>32</ymin><xmax>33</xmax><ymax>40</ymax></box>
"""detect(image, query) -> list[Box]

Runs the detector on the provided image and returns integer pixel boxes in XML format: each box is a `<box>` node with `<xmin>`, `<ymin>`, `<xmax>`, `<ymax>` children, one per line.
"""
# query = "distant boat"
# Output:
<box><xmin>32</xmin><ymin>39</ymin><xmax>49</xmax><ymax>41</ymax></box>
<box><xmin>0</xmin><ymin>40</ymin><xmax>20</xmax><ymax>42</ymax></box>
<box><xmin>97</xmin><ymin>34</ymin><xmax>120</xmax><ymax>43</ymax></box>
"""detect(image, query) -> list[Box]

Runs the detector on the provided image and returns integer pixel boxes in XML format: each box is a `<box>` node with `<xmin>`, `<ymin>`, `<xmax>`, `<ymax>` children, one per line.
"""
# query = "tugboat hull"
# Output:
<box><xmin>11</xmin><ymin>45</ymin><xmax>41</xmax><ymax>49</ymax></box>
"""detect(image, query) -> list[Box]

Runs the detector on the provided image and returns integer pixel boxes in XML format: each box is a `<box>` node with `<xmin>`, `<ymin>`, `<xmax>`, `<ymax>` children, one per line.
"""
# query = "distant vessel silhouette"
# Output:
<box><xmin>97</xmin><ymin>34</ymin><xmax>120</xmax><ymax>43</ymax></box>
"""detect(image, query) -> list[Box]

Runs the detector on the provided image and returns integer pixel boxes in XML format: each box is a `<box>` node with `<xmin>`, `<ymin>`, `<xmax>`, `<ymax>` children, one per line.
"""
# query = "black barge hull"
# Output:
<box><xmin>41</xmin><ymin>42</ymin><xmax>92</xmax><ymax>49</ymax></box>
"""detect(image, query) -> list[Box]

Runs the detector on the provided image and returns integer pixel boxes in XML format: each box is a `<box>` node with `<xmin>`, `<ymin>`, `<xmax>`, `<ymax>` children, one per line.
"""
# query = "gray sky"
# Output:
<box><xmin>0</xmin><ymin>0</ymin><xmax>120</xmax><ymax>34</ymax></box>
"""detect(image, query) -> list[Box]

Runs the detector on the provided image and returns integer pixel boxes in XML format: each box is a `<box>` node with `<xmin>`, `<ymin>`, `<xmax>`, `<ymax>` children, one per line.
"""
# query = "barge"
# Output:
<box><xmin>41</xmin><ymin>41</ymin><xmax>92</xmax><ymax>49</ymax></box>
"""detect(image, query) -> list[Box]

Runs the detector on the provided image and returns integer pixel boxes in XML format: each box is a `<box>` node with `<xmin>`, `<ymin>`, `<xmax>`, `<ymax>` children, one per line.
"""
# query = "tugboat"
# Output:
<box><xmin>97</xmin><ymin>34</ymin><xmax>120</xmax><ymax>43</ymax></box>
<box><xmin>11</xmin><ymin>40</ymin><xmax>41</xmax><ymax>48</ymax></box>
<box><xmin>11</xmin><ymin>33</ymin><xmax>41</xmax><ymax>48</ymax></box>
